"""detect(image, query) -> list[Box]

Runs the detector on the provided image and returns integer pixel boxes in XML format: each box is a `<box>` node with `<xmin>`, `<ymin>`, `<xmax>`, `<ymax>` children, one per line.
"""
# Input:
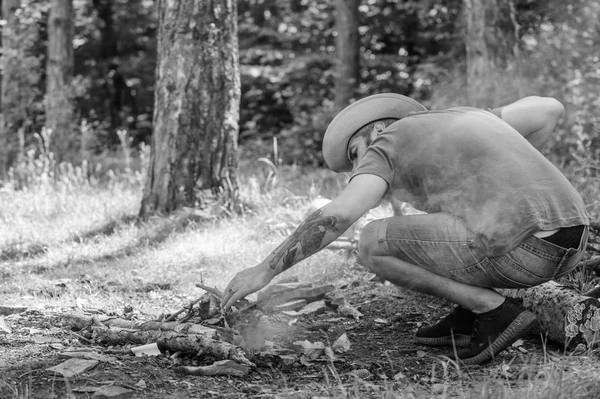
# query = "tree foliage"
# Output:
<box><xmin>1</xmin><ymin>0</ymin><xmax>598</xmax><ymax>169</ymax></box>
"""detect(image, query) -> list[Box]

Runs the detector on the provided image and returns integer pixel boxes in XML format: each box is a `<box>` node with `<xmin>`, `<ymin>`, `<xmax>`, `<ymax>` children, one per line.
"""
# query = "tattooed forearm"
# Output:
<box><xmin>269</xmin><ymin>209</ymin><xmax>340</xmax><ymax>272</ymax></box>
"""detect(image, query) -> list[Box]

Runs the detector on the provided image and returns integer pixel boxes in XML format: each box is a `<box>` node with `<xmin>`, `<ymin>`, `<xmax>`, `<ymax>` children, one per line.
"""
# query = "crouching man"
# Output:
<box><xmin>221</xmin><ymin>94</ymin><xmax>589</xmax><ymax>364</ymax></box>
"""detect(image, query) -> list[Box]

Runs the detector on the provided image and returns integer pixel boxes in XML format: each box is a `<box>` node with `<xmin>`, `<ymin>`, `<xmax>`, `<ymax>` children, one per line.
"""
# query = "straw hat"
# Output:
<box><xmin>322</xmin><ymin>93</ymin><xmax>427</xmax><ymax>172</ymax></box>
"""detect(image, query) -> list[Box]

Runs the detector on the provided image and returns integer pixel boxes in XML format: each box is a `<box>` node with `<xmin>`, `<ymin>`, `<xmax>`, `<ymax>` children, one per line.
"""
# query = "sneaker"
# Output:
<box><xmin>449</xmin><ymin>297</ymin><xmax>536</xmax><ymax>365</ymax></box>
<box><xmin>415</xmin><ymin>306</ymin><xmax>475</xmax><ymax>347</ymax></box>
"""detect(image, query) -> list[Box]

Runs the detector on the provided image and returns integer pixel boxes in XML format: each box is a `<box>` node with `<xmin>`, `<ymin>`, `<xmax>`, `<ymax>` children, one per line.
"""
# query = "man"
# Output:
<box><xmin>221</xmin><ymin>93</ymin><xmax>589</xmax><ymax>365</ymax></box>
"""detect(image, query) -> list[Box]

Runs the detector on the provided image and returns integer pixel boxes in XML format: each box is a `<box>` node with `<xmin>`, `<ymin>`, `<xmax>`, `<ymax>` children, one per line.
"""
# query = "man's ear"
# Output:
<box><xmin>373</xmin><ymin>121</ymin><xmax>386</xmax><ymax>134</ymax></box>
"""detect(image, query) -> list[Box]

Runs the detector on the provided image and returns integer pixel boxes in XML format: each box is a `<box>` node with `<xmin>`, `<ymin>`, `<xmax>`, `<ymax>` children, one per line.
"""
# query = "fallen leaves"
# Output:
<box><xmin>332</xmin><ymin>333</ymin><xmax>351</xmax><ymax>354</ymax></box>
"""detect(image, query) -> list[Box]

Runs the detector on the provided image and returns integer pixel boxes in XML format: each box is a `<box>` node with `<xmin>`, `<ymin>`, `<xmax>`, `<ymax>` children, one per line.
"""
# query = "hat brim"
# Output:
<box><xmin>322</xmin><ymin>93</ymin><xmax>427</xmax><ymax>172</ymax></box>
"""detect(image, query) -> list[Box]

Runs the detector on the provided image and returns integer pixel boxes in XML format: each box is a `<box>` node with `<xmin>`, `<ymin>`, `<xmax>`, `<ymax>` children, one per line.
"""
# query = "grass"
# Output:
<box><xmin>1</xmin><ymin>141</ymin><xmax>600</xmax><ymax>398</ymax></box>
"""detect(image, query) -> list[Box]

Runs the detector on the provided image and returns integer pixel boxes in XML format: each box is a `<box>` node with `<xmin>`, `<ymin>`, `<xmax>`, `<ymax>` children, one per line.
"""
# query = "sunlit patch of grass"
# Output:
<box><xmin>2</xmin><ymin>143</ymin><xmax>600</xmax><ymax>398</ymax></box>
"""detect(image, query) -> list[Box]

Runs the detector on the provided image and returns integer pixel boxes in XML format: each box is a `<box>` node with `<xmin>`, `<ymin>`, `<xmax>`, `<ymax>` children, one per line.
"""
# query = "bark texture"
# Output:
<box><xmin>64</xmin><ymin>314</ymin><xmax>251</xmax><ymax>363</ymax></box>
<box><xmin>334</xmin><ymin>0</ymin><xmax>359</xmax><ymax>112</ymax></box>
<box><xmin>140</xmin><ymin>0</ymin><xmax>241</xmax><ymax>217</ymax></box>
<box><xmin>463</xmin><ymin>0</ymin><xmax>519</xmax><ymax>105</ymax></box>
<box><xmin>0</xmin><ymin>0</ymin><xmax>33</xmax><ymax>177</ymax></box>
<box><xmin>46</xmin><ymin>0</ymin><xmax>75</xmax><ymax>162</ymax></box>
<box><xmin>500</xmin><ymin>281</ymin><xmax>600</xmax><ymax>349</ymax></box>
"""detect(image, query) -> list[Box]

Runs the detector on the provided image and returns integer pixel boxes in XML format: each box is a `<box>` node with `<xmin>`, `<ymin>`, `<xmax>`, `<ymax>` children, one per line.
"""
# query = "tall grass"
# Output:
<box><xmin>1</xmin><ymin>129</ymin><xmax>600</xmax><ymax>399</ymax></box>
<box><xmin>0</xmin><ymin>129</ymin><xmax>145</xmax><ymax>260</ymax></box>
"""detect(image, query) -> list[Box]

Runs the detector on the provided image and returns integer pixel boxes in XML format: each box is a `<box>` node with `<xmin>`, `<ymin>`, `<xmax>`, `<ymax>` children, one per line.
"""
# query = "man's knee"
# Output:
<box><xmin>358</xmin><ymin>220</ymin><xmax>383</xmax><ymax>267</ymax></box>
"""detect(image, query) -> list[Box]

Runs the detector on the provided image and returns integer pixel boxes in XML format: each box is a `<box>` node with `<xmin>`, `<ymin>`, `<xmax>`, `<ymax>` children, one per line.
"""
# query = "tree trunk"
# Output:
<box><xmin>500</xmin><ymin>281</ymin><xmax>600</xmax><ymax>349</ymax></box>
<box><xmin>140</xmin><ymin>0</ymin><xmax>241</xmax><ymax>217</ymax></box>
<box><xmin>334</xmin><ymin>0</ymin><xmax>359</xmax><ymax>112</ymax></box>
<box><xmin>463</xmin><ymin>0</ymin><xmax>519</xmax><ymax>106</ymax></box>
<box><xmin>46</xmin><ymin>0</ymin><xmax>75</xmax><ymax>163</ymax></box>
<box><xmin>92</xmin><ymin>0</ymin><xmax>117</xmax><ymax>60</ymax></box>
<box><xmin>0</xmin><ymin>0</ymin><xmax>23</xmax><ymax>178</ymax></box>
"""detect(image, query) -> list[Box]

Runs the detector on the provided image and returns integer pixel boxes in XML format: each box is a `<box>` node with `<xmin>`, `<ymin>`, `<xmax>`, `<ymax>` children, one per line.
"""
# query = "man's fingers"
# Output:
<box><xmin>224</xmin><ymin>291</ymin><xmax>243</xmax><ymax>311</ymax></box>
<box><xmin>220</xmin><ymin>285</ymin><xmax>236</xmax><ymax>309</ymax></box>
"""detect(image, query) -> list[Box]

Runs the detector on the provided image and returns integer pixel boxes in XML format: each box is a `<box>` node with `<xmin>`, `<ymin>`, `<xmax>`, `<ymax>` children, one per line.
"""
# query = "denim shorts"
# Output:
<box><xmin>371</xmin><ymin>213</ymin><xmax>588</xmax><ymax>289</ymax></box>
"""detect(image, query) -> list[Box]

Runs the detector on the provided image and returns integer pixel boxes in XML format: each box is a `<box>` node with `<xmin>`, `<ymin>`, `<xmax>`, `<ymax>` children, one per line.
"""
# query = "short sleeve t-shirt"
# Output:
<box><xmin>350</xmin><ymin>107</ymin><xmax>589</xmax><ymax>257</ymax></box>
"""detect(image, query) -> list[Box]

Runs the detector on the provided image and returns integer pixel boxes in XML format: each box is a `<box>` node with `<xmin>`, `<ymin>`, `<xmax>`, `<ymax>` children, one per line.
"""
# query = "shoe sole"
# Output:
<box><xmin>456</xmin><ymin>311</ymin><xmax>537</xmax><ymax>365</ymax></box>
<box><xmin>415</xmin><ymin>334</ymin><xmax>470</xmax><ymax>347</ymax></box>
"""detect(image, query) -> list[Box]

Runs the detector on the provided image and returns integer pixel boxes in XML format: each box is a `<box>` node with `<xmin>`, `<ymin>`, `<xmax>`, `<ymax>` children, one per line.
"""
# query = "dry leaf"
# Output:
<box><xmin>135</xmin><ymin>379</ymin><xmax>147</xmax><ymax>389</ymax></box>
<box><xmin>339</xmin><ymin>304</ymin><xmax>363</xmax><ymax>320</ymax></box>
<box><xmin>0</xmin><ymin>317</ymin><xmax>11</xmax><ymax>334</ymax></box>
<box><xmin>332</xmin><ymin>333</ymin><xmax>351</xmax><ymax>353</ymax></box>
<box><xmin>292</xmin><ymin>340</ymin><xmax>325</xmax><ymax>360</ymax></box>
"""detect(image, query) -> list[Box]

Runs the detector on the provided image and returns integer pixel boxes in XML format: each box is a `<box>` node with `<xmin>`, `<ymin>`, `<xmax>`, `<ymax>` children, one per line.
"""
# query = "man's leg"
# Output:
<box><xmin>358</xmin><ymin>216</ymin><xmax>504</xmax><ymax>313</ymax></box>
<box><xmin>358</xmin><ymin>214</ymin><xmax>536</xmax><ymax>364</ymax></box>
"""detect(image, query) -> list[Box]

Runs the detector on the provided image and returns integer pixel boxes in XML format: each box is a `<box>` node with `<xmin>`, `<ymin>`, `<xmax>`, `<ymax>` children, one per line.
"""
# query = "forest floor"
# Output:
<box><xmin>1</xmin><ymin>163</ymin><xmax>600</xmax><ymax>398</ymax></box>
<box><xmin>2</xmin><ymin>276</ymin><xmax>600</xmax><ymax>399</ymax></box>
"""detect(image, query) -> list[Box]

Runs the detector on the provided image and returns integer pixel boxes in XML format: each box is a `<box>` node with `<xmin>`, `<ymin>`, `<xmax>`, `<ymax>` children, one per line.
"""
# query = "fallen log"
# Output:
<box><xmin>499</xmin><ymin>281</ymin><xmax>600</xmax><ymax>349</ymax></box>
<box><xmin>64</xmin><ymin>313</ymin><xmax>240</xmax><ymax>344</ymax></box>
<box><xmin>64</xmin><ymin>314</ymin><xmax>251</xmax><ymax>364</ymax></box>
<box><xmin>81</xmin><ymin>326</ymin><xmax>252</xmax><ymax>365</ymax></box>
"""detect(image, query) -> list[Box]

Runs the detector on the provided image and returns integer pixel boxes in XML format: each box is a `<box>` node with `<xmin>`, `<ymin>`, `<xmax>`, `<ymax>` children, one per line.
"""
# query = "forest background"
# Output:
<box><xmin>1</xmin><ymin>0</ymin><xmax>599</xmax><ymax>178</ymax></box>
<box><xmin>1</xmin><ymin>1</ymin><xmax>600</xmax><ymax>397</ymax></box>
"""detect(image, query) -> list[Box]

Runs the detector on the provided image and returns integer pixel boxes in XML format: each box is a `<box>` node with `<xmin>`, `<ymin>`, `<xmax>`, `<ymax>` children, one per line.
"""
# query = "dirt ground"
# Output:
<box><xmin>0</xmin><ymin>280</ymin><xmax>560</xmax><ymax>399</ymax></box>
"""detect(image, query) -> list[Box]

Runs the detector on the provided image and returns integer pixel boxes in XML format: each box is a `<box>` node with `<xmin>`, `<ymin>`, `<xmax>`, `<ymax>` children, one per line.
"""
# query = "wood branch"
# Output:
<box><xmin>499</xmin><ymin>281</ymin><xmax>600</xmax><ymax>349</ymax></box>
<box><xmin>63</xmin><ymin>314</ymin><xmax>241</xmax><ymax>346</ymax></box>
<box><xmin>195</xmin><ymin>283</ymin><xmax>252</xmax><ymax>310</ymax></box>
<box><xmin>259</xmin><ymin>284</ymin><xmax>335</xmax><ymax>312</ymax></box>
<box><xmin>78</xmin><ymin>325</ymin><xmax>252</xmax><ymax>365</ymax></box>
<box><xmin>195</xmin><ymin>283</ymin><xmax>224</xmax><ymax>300</ymax></box>
<box><xmin>176</xmin><ymin>360</ymin><xmax>250</xmax><ymax>377</ymax></box>
<box><xmin>164</xmin><ymin>295</ymin><xmax>206</xmax><ymax>322</ymax></box>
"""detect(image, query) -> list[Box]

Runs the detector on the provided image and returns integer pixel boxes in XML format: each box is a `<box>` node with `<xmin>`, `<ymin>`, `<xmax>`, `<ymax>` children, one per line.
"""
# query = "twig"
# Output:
<box><xmin>195</xmin><ymin>283</ymin><xmax>224</xmax><ymax>300</ymax></box>
<box><xmin>236</xmin><ymin>300</ymin><xmax>263</xmax><ymax>314</ymax></box>
<box><xmin>196</xmin><ymin>283</ymin><xmax>253</xmax><ymax>311</ymax></box>
<box><xmin>18</xmin><ymin>369</ymin><xmax>42</xmax><ymax>379</ymax></box>
<box><xmin>164</xmin><ymin>296</ymin><xmax>205</xmax><ymax>322</ymax></box>
<box><xmin>70</xmin><ymin>331</ymin><xmax>94</xmax><ymax>344</ymax></box>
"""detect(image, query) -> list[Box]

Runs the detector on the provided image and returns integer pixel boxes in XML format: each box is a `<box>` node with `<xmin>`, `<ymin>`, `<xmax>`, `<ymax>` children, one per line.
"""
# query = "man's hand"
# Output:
<box><xmin>221</xmin><ymin>264</ymin><xmax>273</xmax><ymax>311</ymax></box>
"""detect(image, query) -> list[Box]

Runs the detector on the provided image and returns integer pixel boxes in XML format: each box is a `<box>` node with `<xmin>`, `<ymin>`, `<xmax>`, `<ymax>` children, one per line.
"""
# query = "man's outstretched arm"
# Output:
<box><xmin>220</xmin><ymin>173</ymin><xmax>388</xmax><ymax>310</ymax></box>
<box><xmin>490</xmin><ymin>96</ymin><xmax>565</xmax><ymax>150</ymax></box>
